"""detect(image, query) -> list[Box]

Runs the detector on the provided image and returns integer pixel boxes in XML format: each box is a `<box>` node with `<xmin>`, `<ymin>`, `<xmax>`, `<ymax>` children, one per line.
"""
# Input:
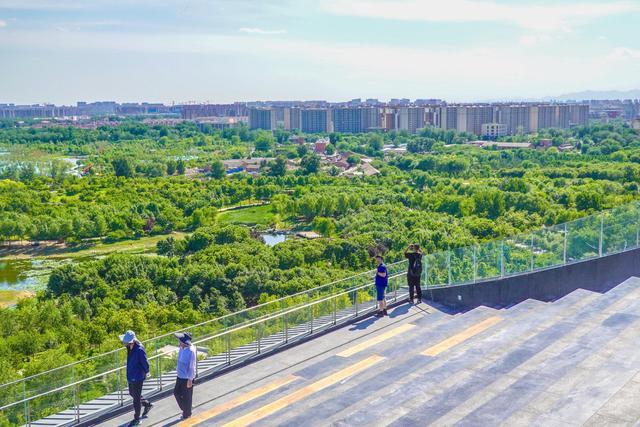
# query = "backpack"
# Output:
<box><xmin>409</xmin><ymin>255</ymin><xmax>422</xmax><ymax>277</ymax></box>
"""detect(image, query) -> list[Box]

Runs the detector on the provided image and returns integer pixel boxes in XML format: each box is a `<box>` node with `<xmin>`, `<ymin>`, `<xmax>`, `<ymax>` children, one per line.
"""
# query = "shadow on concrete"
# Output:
<box><xmin>349</xmin><ymin>317</ymin><xmax>379</xmax><ymax>331</ymax></box>
<box><xmin>388</xmin><ymin>304</ymin><xmax>411</xmax><ymax>318</ymax></box>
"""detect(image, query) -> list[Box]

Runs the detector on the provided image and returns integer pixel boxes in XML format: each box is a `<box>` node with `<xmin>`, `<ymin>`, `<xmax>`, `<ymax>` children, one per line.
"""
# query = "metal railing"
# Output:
<box><xmin>0</xmin><ymin>261</ymin><xmax>407</xmax><ymax>425</ymax></box>
<box><xmin>422</xmin><ymin>201</ymin><xmax>640</xmax><ymax>288</ymax></box>
<box><xmin>0</xmin><ymin>269</ymin><xmax>410</xmax><ymax>426</ymax></box>
<box><xmin>1</xmin><ymin>200</ymin><xmax>640</xmax><ymax>426</ymax></box>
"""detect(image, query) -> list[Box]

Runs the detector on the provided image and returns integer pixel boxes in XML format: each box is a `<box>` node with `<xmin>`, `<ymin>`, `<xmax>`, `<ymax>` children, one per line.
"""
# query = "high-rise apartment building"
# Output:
<box><xmin>285</xmin><ymin>108</ymin><xmax>301</xmax><ymax>130</ymax></box>
<box><xmin>331</xmin><ymin>107</ymin><xmax>381</xmax><ymax>133</ymax></box>
<box><xmin>301</xmin><ymin>109</ymin><xmax>329</xmax><ymax>133</ymax></box>
<box><xmin>438</xmin><ymin>106</ymin><xmax>459</xmax><ymax>131</ymax></box>
<box><xmin>463</xmin><ymin>106</ymin><xmax>494</xmax><ymax>135</ymax></box>
<box><xmin>248</xmin><ymin>108</ymin><xmax>273</xmax><ymax>130</ymax></box>
<box><xmin>497</xmin><ymin>105</ymin><xmax>531</xmax><ymax>134</ymax></box>
<box><xmin>569</xmin><ymin>104</ymin><xmax>589</xmax><ymax>126</ymax></box>
<box><xmin>396</xmin><ymin>107</ymin><xmax>425</xmax><ymax>134</ymax></box>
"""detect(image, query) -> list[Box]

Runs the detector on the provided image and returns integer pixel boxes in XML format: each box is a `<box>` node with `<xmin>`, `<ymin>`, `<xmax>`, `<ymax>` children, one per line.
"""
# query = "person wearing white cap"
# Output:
<box><xmin>173</xmin><ymin>332</ymin><xmax>197</xmax><ymax>419</ymax></box>
<box><xmin>120</xmin><ymin>330</ymin><xmax>152</xmax><ymax>426</ymax></box>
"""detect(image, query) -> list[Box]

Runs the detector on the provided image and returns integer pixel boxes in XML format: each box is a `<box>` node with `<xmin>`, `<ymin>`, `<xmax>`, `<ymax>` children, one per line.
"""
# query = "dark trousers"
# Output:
<box><xmin>408</xmin><ymin>274</ymin><xmax>422</xmax><ymax>301</ymax></box>
<box><xmin>128</xmin><ymin>380</ymin><xmax>150</xmax><ymax>420</ymax></box>
<box><xmin>174</xmin><ymin>378</ymin><xmax>193</xmax><ymax>417</ymax></box>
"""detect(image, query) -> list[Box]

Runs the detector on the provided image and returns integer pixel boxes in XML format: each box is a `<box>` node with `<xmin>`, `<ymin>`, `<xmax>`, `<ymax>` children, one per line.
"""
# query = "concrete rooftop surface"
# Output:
<box><xmin>103</xmin><ymin>277</ymin><xmax>640</xmax><ymax>427</ymax></box>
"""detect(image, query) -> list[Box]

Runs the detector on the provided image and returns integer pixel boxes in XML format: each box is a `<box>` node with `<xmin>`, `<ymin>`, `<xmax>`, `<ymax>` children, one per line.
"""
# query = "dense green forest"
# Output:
<box><xmin>1</xmin><ymin>119</ymin><xmax>639</xmax><ymax>389</ymax></box>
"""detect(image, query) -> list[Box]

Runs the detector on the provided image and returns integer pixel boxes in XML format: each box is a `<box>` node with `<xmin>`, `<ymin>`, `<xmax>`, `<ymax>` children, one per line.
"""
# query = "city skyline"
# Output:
<box><xmin>0</xmin><ymin>0</ymin><xmax>639</xmax><ymax>104</ymax></box>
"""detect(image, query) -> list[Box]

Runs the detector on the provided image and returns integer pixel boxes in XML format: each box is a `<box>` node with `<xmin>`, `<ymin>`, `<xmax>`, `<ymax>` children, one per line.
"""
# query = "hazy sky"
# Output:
<box><xmin>0</xmin><ymin>0</ymin><xmax>639</xmax><ymax>105</ymax></box>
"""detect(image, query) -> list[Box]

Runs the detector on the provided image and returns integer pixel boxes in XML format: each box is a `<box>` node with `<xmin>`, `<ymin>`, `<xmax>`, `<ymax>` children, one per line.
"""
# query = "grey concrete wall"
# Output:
<box><xmin>426</xmin><ymin>247</ymin><xmax>640</xmax><ymax>311</ymax></box>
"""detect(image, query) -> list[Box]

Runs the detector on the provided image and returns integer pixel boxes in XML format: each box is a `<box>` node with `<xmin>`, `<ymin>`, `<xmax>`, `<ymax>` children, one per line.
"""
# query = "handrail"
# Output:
<box><xmin>2</xmin><ymin>200</ymin><xmax>639</xmax><ymax>425</ymax></box>
<box><xmin>0</xmin><ymin>270</ymin><xmax>408</xmax><ymax>412</ymax></box>
<box><xmin>0</xmin><ymin>259</ymin><xmax>406</xmax><ymax>390</ymax></box>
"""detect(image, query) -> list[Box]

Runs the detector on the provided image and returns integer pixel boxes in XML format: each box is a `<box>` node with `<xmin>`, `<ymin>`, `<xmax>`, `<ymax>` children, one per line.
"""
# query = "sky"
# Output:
<box><xmin>0</xmin><ymin>0</ymin><xmax>639</xmax><ymax>105</ymax></box>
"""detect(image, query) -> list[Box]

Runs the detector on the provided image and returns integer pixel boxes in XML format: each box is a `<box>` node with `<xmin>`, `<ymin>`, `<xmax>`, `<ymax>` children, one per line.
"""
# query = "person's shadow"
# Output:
<box><xmin>388</xmin><ymin>304</ymin><xmax>411</xmax><ymax>318</ymax></box>
<box><xmin>349</xmin><ymin>317</ymin><xmax>378</xmax><ymax>331</ymax></box>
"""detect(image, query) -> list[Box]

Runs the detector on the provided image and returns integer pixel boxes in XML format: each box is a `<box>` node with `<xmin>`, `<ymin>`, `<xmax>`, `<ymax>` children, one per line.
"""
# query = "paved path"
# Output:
<box><xmin>103</xmin><ymin>277</ymin><xmax>640</xmax><ymax>427</ymax></box>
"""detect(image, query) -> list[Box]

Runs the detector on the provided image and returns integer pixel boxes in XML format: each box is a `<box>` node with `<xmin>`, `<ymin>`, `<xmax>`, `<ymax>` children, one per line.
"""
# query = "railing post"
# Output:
<box><xmin>284</xmin><ymin>313</ymin><xmax>289</xmax><ymax>343</ymax></box>
<box><xmin>226</xmin><ymin>332</ymin><xmax>231</xmax><ymax>365</ymax></box>
<box><xmin>473</xmin><ymin>245</ymin><xmax>477</xmax><ymax>283</ymax></box>
<box><xmin>354</xmin><ymin>290</ymin><xmax>359</xmax><ymax>317</ymax></box>
<box><xmin>530</xmin><ymin>234</ymin><xmax>534</xmax><ymax>271</ymax></box>
<box><xmin>194</xmin><ymin>338</ymin><xmax>199</xmax><ymax>378</ymax></box>
<box><xmin>500</xmin><ymin>240</ymin><xmax>505</xmax><ymax>277</ymax></box>
<box><xmin>310</xmin><ymin>305</ymin><xmax>314</xmax><ymax>334</ymax></box>
<box><xmin>424</xmin><ymin>257</ymin><xmax>429</xmax><ymax>289</ymax></box>
<box><xmin>23</xmin><ymin>379</ymin><xmax>29</xmax><ymax>427</ymax></box>
<box><xmin>257</xmin><ymin>324</ymin><xmax>261</xmax><ymax>354</ymax></box>
<box><xmin>333</xmin><ymin>296</ymin><xmax>337</xmax><ymax>325</ymax></box>
<box><xmin>394</xmin><ymin>275</ymin><xmax>398</xmax><ymax>302</ymax></box>
<box><xmin>447</xmin><ymin>250</ymin><xmax>452</xmax><ymax>285</ymax></box>
<box><xmin>117</xmin><ymin>351</ymin><xmax>123</xmax><ymax>405</ymax></box>
<box><xmin>563</xmin><ymin>223</ymin><xmax>568</xmax><ymax>264</ymax></box>
<box><xmin>155</xmin><ymin>340</ymin><xmax>162</xmax><ymax>391</ymax></box>
<box><xmin>72</xmin><ymin>366</ymin><xmax>79</xmax><ymax>424</ymax></box>
<box><xmin>599</xmin><ymin>213</ymin><xmax>604</xmax><ymax>257</ymax></box>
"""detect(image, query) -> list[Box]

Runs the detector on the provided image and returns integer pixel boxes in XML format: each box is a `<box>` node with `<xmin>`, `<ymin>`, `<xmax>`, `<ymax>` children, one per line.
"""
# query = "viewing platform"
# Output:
<box><xmin>2</xmin><ymin>202</ymin><xmax>640</xmax><ymax>426</ymax></box>
<box><xmin>106</xmin><ymin>275</ymin><xmax>640</xmax><ymax>426</ymax></box>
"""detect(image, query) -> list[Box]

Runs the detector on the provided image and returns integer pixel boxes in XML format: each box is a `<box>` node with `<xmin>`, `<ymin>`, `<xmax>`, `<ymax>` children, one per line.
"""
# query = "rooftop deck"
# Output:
<box><xmin>103</xmin><ymin>276</ymin><xmax>640</xmax><ymax>427</ymax></box>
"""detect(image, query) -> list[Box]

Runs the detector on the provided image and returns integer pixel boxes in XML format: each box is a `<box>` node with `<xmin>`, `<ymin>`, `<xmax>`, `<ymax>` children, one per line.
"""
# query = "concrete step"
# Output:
<box><xmin>321</xmin><ymin>288</ymin><xmax>618</xmax><ymax>426</ymax></box>
<box><xmin>385</xmin><ymin>281</ymin><xmax>640</xmax><ymax>426</ymax></box>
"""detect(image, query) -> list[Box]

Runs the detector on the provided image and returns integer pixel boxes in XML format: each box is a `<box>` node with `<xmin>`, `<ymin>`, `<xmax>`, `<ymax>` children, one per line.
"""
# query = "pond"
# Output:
<box><xmin>261</xmin><ymin>233</ymin><xmax>287</xmax><ymax>247</ymax></box>
<box><xmin>1</xmin><ymin>259</ymin><xmax>51</xmax><ymax>291</ymax></box>
<box><xmin>0</xmin><ymin>258</ymin><xmax>76</xmax><ymax>291</ymax></box>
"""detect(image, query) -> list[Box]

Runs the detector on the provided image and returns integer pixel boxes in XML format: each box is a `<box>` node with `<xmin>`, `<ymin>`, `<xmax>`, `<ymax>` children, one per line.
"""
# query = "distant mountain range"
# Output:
<box><xmin>544</xmin><ymin>89</ymin><xmax>640</xmax><ymax>101</ymax></box>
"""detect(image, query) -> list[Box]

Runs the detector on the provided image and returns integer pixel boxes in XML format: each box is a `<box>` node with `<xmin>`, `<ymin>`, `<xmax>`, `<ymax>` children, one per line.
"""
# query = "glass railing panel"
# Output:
<box><xmin>0</xmin><ymin>400</ymin><xmax>26</xmax><ymax>426</ymax></box>
<box><xmin>566</xmin><ymin>214</ymin><xmax>600</xmax><ymax>262</ymax></box>
<box><xmin>450</xmin><ymin>246</ymin><xmax>474</xmax><ymax>285</ymax></box>
<box><xmin>532</xmin><ymin>224</ymin><xmax>565</xmax><ymax>270</ymax></box>
<box><xmin>386</xmin><ymin>272</ymin><xmax>406</xmax><ymax>303</ymax></box>
<box><xmin>187</xmin><ymin>317</ymin><xmax>225</xmax><ymax>344</ymax></box>
<box><xmin>602</xmin><ymin>204</ymin><xmax>639</xmax><ymax>255</ymax></box>
<box><xmin>311</xmin><ymin>297</ymin><xmax>335</xmax><ymax>332</ymax></box>
<box><xmin>198</xmin><ymin>333</ymin><xmax>227</xmax><ymax>374</ymax></box>
<box><xmin>503</xmin><ymin>233</ymin><xmax>532</xmax><ymax>276</ymax></box>
<box><xmin>356</xmin><ymin>285</ymin><xmax>377</xmax><ymax>315</ymax></box>
<box><xmin>75</xmin><ymin>357</ymin><xmax>122</xmax><ymax>416</ymax></box>
<box><xmin>24</xmin><ymin>363</ymin><xmax>74</xmax><ymax>416</ymax></box>
<box><xmin>0</xmin><ymin>380</ymin><xmax>25</xmax><ymax>425</ymax></box>
<box><xmin>258</xmin><ymin>310</ymin><xmax>286</xmax><ymax>352</ymax></box>
<box><xmin>425</xmin><ymin>251</ymin><xmax>449</xmax><ymax>287</ymax></box>
<box><xmin>335</xmin><ymin>290</ymin><xmax>356</xmax><ymax>323</ymax></box>
<box><xmin>227</xmin><ymin>321</ymin><xmax>259</xmax><ymax>363</ymax></box>
<box><xmin>27</xmin><ymin>384</ymin><xmax>76</xmax><ymax>425</ymax></box>
<box><xmin>284</xmin><ymin>304</ymin><xmax>311</xmax><ymax>342</ymax></box>
<box><xmin>475</xmin><ymin>240</ymin><xmax>501</xmax><ymax>281</ymax></box>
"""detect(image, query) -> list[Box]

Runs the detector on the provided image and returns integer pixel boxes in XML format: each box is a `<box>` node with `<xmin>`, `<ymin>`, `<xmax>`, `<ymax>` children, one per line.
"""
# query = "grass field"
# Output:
<box><xmin>0</xmin><ymin>232</ymin><xmax>189</xmax><ymax>261</ymax></box>
<box><xmin>0</xmin><ymin>290</ymin><xmax>34</xmax><ymax>308</ymax></box>
<box><xmin>217</xmin><ymin>204</ymin><xmax>275</xmax><ymax>226</ymax></box>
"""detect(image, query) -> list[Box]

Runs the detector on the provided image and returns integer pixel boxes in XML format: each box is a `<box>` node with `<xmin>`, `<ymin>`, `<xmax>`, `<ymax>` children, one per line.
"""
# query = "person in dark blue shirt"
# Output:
<box><xmin>374</xmin><ymin>255</ymin><xmax>389</xmax><ymax>317</ymax></box>
<box><xmin>120</xmin><ymin>330</ymin><xmax>152</xmax><ymax>426</ymax></box>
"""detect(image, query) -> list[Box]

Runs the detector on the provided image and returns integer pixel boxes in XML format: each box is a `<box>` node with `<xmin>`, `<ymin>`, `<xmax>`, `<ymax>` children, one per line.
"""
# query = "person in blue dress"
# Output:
<box><xmin>374</xmin><ymin>255</ymin><xmax>389</xmax><ymax>317</ymax></box>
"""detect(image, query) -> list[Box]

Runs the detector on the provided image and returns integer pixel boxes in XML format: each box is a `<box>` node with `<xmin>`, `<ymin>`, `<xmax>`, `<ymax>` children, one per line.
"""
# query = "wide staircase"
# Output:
<box><xmin>154</xmin><ymin>276</ymin><xmax>640</xmax><ymax>427</ymax></box>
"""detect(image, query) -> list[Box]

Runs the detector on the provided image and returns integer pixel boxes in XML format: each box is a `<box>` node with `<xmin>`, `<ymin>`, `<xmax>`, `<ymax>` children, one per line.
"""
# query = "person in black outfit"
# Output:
<box><xmin>120</xmin><ymin>330</ymin><xmax>153</xmax><ymax>426</ymax></box>
<box><xmin>405</xmin><ymin>244</ymin><xmax>423</xmax><ymax>304</ymax></box>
